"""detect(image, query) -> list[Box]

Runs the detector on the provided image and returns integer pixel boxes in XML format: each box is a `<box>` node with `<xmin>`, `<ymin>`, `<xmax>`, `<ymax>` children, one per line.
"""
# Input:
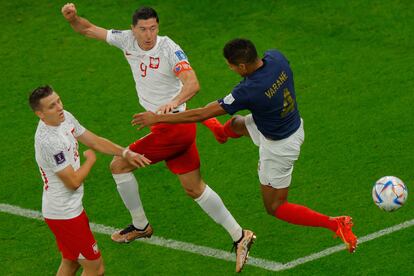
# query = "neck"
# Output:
<box><xmin>245</xmin><ymin>59</ymin><xmax>263</xmax><ymax>76</ymax></box>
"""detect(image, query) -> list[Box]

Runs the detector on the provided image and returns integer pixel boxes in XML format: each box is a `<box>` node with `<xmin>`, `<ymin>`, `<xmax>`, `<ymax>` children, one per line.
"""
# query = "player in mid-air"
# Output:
<box><xmin>61</xmin><ymin>4</ymin><xmax>254</xmax><ymax>272</ymax></box>
<box><xmin>133</xmin><ymin>38</ymin><xmax>358</xmax><ymax>253</ymax></box>
<box><xmin>30</xmin><ymin>85</ymin><xmax>151</xmax><ymax>276</ymax></box>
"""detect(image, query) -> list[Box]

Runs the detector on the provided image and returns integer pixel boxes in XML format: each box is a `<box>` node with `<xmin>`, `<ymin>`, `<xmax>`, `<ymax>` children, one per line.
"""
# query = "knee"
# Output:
<box><xmin>110</xmin><ymin>156</ymin><xmax>132</xmax><ymax>174</ymax></box>
<box><xmin>97</xmin><ymin>264</ymin><xmax>105</xmax><ymax>276</ymax></box>
<box><xmin>184</xmin><ymin>182</ymin><xmax>205</xmax><ymax>199</ymax></box>
<box><xmin>264</xmin><ymin>200</ymin><xmax>286</xmax><ymax>216</ymax></box>
<box><xmin>184</xmin><ymin>186</ymin><xmax>203</xmax><ymax>199</ymax></box>
<box><xmin>230</xmin><ymin>115</ymin><xmax>248</xmax><ymax>136</ymax></box>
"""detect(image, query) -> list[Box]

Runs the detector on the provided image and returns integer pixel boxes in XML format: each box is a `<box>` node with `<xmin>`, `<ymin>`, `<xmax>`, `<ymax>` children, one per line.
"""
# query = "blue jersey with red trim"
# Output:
<box><xmin>218</xmin><ymin>50</ymin><xmax>301</xmax><ymax>140</ymax></box>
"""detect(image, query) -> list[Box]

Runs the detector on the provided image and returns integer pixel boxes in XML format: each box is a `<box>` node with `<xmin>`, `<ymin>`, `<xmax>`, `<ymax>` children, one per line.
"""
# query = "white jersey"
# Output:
<box><xmin>106</xmin><ymin>30</ymin><xmax>190</xmax><ymax>112</ymax></box>
<box><xmin>35</xmin><ymin>110</ymin><xmax>86</xmax><ymax>219</ymax></box>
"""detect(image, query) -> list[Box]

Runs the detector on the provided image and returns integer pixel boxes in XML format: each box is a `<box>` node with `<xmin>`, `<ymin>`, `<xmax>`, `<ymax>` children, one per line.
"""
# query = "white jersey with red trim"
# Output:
<box><xmin>106</xmin><ymin>30</ymin><xmax>191</xmax><ymax>112</ymax></box>
<box><xmin>35</xmin><ymin>110</ymin><xmax>86</xmax><ymax>219</ymax></box>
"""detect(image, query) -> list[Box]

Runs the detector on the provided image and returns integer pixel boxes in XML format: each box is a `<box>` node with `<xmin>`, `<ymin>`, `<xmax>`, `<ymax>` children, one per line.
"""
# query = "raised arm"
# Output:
<box><xmin>61</xmin><ymin>3</ymin><xmax>107</xmax><ymax>41</ymax></box>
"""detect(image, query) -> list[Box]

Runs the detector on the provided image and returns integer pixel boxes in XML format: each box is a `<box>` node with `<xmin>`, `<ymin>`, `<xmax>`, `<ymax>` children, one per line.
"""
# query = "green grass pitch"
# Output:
<box><xmin>1</xmin><ymin>0</ymin><xmax>413</xmax><ymax>275</ymax></box>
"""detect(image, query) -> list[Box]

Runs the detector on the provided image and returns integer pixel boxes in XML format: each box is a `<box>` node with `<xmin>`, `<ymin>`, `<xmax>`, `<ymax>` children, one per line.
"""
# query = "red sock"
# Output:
<box><xmin>223</xmin><ymin>119</ymin><xmax>242</xmax><ymax>138</ymax></box>
<box><xmin>274</xmin><ymin>202</ymin><xmax>338</xmax><ymax>232</ymax></box>
<box><xmin>201</xmin><ymin>117</ymin><xmax>228</xmax><ymax>144</ymax></box>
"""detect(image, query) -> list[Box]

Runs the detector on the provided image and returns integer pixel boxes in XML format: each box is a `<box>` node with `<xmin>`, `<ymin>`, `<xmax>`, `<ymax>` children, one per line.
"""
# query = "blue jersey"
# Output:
<box><xmin>218</xmin><ymin>50</ymin><xmax>301</xmax><ymax>140</ymax></box>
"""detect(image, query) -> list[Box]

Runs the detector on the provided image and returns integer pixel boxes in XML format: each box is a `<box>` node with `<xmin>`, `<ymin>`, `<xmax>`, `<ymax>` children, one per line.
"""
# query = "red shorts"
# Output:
<box><xmin>129</xmin><ymin>123</ymin><xmax>200</xmax><ymax>174</ymax></box>
<box><xmin>45</xmin><ymin>211</ymin><xmax>100</xmax><ymax>261</ymax></box>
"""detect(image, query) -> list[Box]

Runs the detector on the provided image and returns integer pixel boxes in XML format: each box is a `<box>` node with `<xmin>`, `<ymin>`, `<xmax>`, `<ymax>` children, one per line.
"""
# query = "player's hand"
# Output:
<box><xmin>124</xmin><ymin>150</ymin><xmax>152</xmax><ymax>168</ymax></box>
<box><xmin>156</xmin><ymin>99</ymin><xmax>180</xmax><ymax>114</ymax></box>
<box><xmin>131</xmin><ymin>111</ymin><xmax>158</xmax><ymax>130</ymax></box>
<box><xmin>83</xmin><ymin>149</ymin><xmax>96</xmax><ymax>163</ymax></box>
<box><xmin>62</xmin><ymin>3</ymin><xmax>77</xmax><ymax>21</ymax></box>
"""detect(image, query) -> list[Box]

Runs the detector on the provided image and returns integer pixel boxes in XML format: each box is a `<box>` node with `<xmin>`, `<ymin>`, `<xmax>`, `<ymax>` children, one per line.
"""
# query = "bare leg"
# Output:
<box><xmin>56</xmin><ymin>257</ymin><xmax>80</xmax><ymax>276</ymax></box>
<box><xmin>260</xmin><ymin>184</ymin><xmax>289</xmax><ymax>215</ymax></box>
<box><xmin>79</xmin><ymin>256</ymin><xmax>104</xmax><ymax>276</ymax></box>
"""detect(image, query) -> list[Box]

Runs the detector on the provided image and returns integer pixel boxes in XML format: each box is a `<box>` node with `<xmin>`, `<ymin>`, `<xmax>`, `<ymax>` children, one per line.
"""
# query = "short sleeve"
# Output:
<box><xmin>163</xmin><ymin>38</ymin><xmax>192</xmax><ymax>76</ymax></box>
<box><xmin>40</xmin><ymin>138</ymin><xmax>70</xmax><ymax>173</ymax></box>
<box><xmin>106</xmin><ymin>29</ymin><xmax>131</xmax><ymax>50</ymax></box>
<box><xmin>218</xmin><ymin>84</ymin><xmax>249</xmax><ymax>115</ymax></box>
<box><xmin>64</xmin><ymin>111</ymin><xmax>86</xmax><ymax>137</ymax></box>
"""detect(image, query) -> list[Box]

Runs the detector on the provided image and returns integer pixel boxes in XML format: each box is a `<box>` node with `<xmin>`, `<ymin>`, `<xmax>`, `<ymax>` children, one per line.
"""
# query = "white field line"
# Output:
<box><xmin>1</xmin><ymin>203</ymin><xmax>413</xmax><ymax>272</ymax></box>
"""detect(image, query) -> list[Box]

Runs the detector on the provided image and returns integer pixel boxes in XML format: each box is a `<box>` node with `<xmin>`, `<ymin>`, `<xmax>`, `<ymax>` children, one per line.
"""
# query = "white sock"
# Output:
<box><xmin>195</xmin><ymin>185</ymin><xmax>242</xmax><ymax>242</ymax></box>
<box><xmin>112</xmin><ymin>172</ymin><xmax>148</xmax><ymax>229</ymax></box>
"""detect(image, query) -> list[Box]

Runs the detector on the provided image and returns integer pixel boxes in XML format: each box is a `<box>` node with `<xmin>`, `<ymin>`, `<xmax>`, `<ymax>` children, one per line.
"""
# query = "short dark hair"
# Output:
<box><xmin>29</xmin><ymin>85</ymin><xmax>54</xmax><ymax>111</ymax></box>
<box><xmin>132</xmin><ymin>7</ymin><xmax>159</xmax><ymax>26</ymax></box>
<box><xmin>223</xmin><ymin>38</ymin><xmax>258</xmax><ymax>65</ymax></box>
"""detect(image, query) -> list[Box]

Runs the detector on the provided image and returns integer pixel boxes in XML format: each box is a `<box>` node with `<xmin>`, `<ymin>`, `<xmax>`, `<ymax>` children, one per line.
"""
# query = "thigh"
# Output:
<box><xmin>176</xmin><ymin>168</ymin><xmax>205</xmax><ymax>198</ymax></box>
<box><xmin>258</xmin><ymin>123</ymin><xmax>304</xmax><ymax>189</ymax></box>
<box><xmin>78</xmin><ymin>256</ymin><xmax>104</xmax><ymax>276</ymax></box>
<box><xmin>166</xmin><ymin>140</ymin><xmax>200</xmax><ymax>174</ymax></box>
<box><xmin>244</xmin><ymin>114</ymin><xmax>261</xmax><ymax>146</ymax></box>
<box><xmin>129</xmin><ymin>123</ymin><xmax>197</xmax><ymax>165</ymax></box>
<box><xmin>45</xmin><ymin>211</ymin><xmax>101</xmax><ymax>261</ymax></box>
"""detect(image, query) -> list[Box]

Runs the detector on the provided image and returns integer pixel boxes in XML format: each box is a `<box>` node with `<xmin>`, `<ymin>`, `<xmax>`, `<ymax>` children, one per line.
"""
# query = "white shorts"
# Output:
<box><xmin>245</xmin><ymin>114</ymin><xmax>304</xmax><ymax>189</ymax></box>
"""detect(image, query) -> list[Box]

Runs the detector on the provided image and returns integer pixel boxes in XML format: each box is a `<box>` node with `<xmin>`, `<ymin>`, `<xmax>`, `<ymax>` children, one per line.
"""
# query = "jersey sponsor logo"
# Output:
<box><xmin>111</xmin><ymin>30</ymin><xmax>122</xmax><ymax>34</ymax></box>
<box><xmin>53</xmin><ymin>151</ymin><xmax>66</xmax><ymax>165</ymax></box>
<box><xmin>223</xmin><ymin>93</ymin><xmax>235</xmax><ymax>105</ymax></box>
<box><xmin>174</xmin><ymin>50</ymin><xmax>187</xmax><ymax>61</ymax></box>
<box><xmin>149</xmin><ymin>57</ymin><xmax>160</xmax><ymax>69</ymax></box>
<box><xmin>173</xmin><ymin>61</ymin><xmax>192</xmax><ymax>76</ymax></box>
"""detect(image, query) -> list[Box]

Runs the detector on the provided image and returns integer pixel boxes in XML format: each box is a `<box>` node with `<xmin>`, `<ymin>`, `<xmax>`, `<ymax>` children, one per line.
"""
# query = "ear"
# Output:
<box><xmin>239</xmin><ymin>64</ymin><xmax>247</xmax><ymax>73</ymax></box>
<box><xmin>35</xmin><ymin>110</ymin><xmax>44</xmax><ymax>119</ymax></box>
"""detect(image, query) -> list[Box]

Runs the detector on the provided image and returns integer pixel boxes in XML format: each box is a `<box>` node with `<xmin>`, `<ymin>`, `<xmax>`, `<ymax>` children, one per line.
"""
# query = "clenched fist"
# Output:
<box><xmin>61</xmin><ymin>3</ymin><xmax>77</xmax><ymax>21</ymax></box>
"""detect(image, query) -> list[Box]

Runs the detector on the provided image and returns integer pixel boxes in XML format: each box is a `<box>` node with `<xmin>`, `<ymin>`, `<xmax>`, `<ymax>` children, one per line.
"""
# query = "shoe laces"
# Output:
<box><xmin>120</xmin><ymin>224</ymin><xmax>138</xmax><ymax>235</ymax></box>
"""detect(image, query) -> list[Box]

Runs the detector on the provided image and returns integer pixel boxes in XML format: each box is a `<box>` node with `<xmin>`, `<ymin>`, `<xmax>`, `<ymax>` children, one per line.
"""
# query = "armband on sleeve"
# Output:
<box><xmin>173</xmin><ymin>61</ymin><xmax>192</xmax><ymax>76</ymax></box>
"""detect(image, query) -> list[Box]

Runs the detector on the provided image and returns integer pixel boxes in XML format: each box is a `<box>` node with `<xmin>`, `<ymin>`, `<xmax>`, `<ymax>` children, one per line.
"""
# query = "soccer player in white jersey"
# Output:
<box><xmin>62</xmin><ymin>4</ymin><xmax>254</xmax><ymax>272</ymax></box>
<box><xmin>30</xmin><ymin>85</ymin><xmax>151</xmax><ymax>276</ymax></box>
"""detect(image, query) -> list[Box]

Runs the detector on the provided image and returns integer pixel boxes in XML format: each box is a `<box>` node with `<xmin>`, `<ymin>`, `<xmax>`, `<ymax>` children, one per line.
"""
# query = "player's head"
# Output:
<box><xmin>29</xmin><ymin>85</ymin><xmax>65</xmax><ymax>126</ymax></box>
<box><xmin>223</xmin><ymin>38</ymin><xmax>259</xmax><ymax>77</ymax></box>
<box><xmin>131</xmin><ymin>7</ymin><xmax>159</xmax><ymax>51</ymax></box>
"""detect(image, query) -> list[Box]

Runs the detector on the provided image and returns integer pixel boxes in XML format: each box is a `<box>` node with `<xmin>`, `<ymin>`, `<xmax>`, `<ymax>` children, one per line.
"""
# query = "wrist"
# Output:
<box><xmin>122</xmin><ymin>148</ymin><xmax>130</xmax><ymax>158</ymax></box>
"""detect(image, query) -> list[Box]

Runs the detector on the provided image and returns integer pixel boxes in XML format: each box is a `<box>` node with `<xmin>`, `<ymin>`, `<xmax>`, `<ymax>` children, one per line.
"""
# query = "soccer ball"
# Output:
<box><xmin>372</xmin><ymin>176</ymin><xmax>408</xmax><ymax>212</ymax></box>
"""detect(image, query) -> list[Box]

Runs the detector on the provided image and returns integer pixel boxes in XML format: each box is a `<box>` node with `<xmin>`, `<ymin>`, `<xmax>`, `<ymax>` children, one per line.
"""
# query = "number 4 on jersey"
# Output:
<box><xmin>281</xmin><ymin>88</ymin><xmax>295</xmax><ymax>118</ymax></box>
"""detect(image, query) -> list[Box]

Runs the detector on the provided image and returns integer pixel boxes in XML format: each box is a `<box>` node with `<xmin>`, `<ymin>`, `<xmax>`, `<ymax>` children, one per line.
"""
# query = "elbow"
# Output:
<box><xmin>67</xmin><ymin>179</ymin><xmax>83</xmax><ymax>190</ymax></box>
<box><xmin>194</xmin><ymin>81</ymin><xmax>200</xmax><ymax>93</ymax></box>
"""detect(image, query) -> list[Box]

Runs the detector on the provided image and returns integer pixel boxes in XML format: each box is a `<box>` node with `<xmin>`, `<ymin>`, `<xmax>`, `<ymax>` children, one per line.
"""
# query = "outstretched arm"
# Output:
<box><xmin>77</xmin><ymin>130</ymin><xmax>151</xmax><ymax>167</ymax></box>
<box><xmin>62</xmin><ymin>3</ymin><xmax>107</xmax><ymax>41</ymax></box>
<box><xmin>132</xmin><ymin>101</ymin><xmax>227</xmax><ymax>129</ymax></box>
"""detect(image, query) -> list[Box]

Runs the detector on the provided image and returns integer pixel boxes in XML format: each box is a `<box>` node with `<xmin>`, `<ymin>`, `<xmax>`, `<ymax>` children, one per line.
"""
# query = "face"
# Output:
<box><xmin>131</xmin><ymin>18</ymin><xmax>159</xmax><ymax>51</ymax></box>
<box><xmin>226</xmin><ymin>60</ymin><xmax>248</xmax><ymax>77</ymax></box>
<box><xmin>35</xmin><ymin>92</ymin><xmax>65</xmax><ymax>126</ymax></box>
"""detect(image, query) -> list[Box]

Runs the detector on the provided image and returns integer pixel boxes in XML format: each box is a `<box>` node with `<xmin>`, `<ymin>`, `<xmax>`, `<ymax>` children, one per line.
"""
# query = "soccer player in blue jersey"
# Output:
<box><xmin>132</xmin><ymin>38</ymin><xmax>358</xmax><ymax>253</ymax></box>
